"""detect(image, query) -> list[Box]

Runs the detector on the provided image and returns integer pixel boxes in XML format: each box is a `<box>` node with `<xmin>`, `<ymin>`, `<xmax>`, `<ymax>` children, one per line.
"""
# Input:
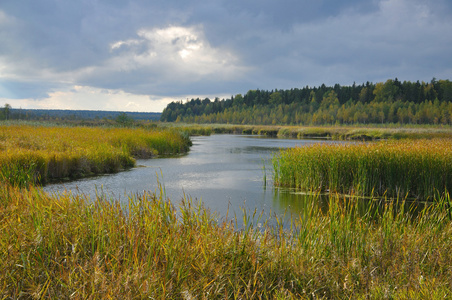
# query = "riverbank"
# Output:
<box><xmin>0</xmin><ymin>124</ymin><xmax>191</xmax><ymax>186</ymax></box>
<box><xmin>1</xmin><ymin>182</ymin><xmax>452</xmax><ymax>298</ymax></box>
<box><xmin>4</xmin><ymin>120</ymin><xmax>452</xmax><ymax>140</ymax></box>
<box><xmin>160</xmin><ymin>123</ymin><xmax>452</xmax><ymax>140</ymax></box>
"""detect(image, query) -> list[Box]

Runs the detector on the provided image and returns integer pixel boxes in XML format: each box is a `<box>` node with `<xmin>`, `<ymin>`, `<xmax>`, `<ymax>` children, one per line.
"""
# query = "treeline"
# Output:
<box><xmin>0</xmin><ymin>107</ymin><xmax>161</xmax><ymax>122</ymax></box>
<box><xmin>161</xmin><ymin>78</ymin><xmax>452</xmax><ymax>125</ymax></box>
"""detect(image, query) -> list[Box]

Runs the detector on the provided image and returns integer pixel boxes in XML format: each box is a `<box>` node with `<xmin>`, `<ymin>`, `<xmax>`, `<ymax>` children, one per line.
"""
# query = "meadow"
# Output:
<box><xmin>0</xmin><ymin>124</ymin><xmax>191</xmax><ymax>187</ymax></box>
<box><xmin>272</xmin><ymin>139</ymin><xmax>452</xmax><ymax>200</ymax></box>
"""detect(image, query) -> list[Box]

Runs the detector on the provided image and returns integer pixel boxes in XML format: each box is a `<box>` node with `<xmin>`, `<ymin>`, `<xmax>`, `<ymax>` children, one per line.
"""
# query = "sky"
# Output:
<box><xmin>1</xmin><ymin>0</ymin><xmax>451</xmax><ymax>112</ymax></box>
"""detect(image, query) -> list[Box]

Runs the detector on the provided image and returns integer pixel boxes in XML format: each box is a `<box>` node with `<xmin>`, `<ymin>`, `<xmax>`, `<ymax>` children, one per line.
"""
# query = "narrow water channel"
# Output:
<box><xmin>43</xmin><ymin>135</ymin><xmax>341</xmax><ymax>224</ymax></box>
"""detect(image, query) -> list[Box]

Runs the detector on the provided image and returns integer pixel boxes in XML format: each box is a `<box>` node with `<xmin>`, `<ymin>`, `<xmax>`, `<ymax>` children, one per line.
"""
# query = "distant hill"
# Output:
<box><xmin>9</xmin><ymin>108</ymin><xmax>161</xmax><ymax>121</ymax></box>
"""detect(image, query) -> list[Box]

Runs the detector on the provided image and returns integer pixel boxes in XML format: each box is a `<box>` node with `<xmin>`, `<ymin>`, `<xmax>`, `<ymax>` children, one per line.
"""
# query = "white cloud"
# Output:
<box><xmin>110</xmin><ymin>39</ymin><xmax>143</xmax><ymax>51</ymax></box>
<box><xmin>0</xmin><ymin>85</ymin><xmax>232</xmax><ymax>112</ymax></box>
<box><xmin>0</xmin><ymin>86</ymin><xmax>168</xmax><ymax>112</ymax></box>
<box><xmin>101</xmin><ymin>25</ymin><xmax>248</xmax><ymax>81</ymax></box>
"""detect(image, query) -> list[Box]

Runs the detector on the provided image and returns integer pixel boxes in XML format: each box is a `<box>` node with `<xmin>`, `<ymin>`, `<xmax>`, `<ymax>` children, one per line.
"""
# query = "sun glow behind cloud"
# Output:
<box><xmin>105</xmin><ymin>25</ymin><xmax>245</xmax><ymax>79</ymax></box>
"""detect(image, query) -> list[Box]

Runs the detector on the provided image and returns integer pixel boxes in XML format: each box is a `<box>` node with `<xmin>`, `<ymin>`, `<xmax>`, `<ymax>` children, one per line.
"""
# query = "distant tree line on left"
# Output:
<box><xmin>0</xmin><ymin>104</ymin><xmax>12</xmax><ymax>120</ymax></box>
<box><xmin>0</xmin><ymin>105</ymin><xmax>161</xmax><ymax>122</ymax></box>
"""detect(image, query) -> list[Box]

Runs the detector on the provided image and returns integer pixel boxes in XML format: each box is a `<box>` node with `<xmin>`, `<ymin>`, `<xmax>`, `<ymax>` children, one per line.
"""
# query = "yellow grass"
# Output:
<box><xmin>0</xmin><ymin>125</ymin><xmax>191</xmax><ymax>186</ymax></box>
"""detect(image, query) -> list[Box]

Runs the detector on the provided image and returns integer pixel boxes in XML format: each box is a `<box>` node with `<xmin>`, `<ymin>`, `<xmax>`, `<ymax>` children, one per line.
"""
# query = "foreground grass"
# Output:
<box><xmin>273</xmin><ymin>139</ymin><xmax>452</xmax><ymax>200</ymax></box>
<box><xmin>1</xmin><ymin>182</ymin><xmax>452</xmax><ymax>298</ymax></box>
<box><xmin>0</xmin><ymin>125</ymin><xmax>191</xmax><ymax>186</ymax></box>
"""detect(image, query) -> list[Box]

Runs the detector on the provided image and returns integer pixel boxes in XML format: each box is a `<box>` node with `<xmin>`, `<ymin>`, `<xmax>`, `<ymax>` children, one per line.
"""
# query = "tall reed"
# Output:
<box><xmin>0</xmin><ymin>125</ymin><xmax>191</xmax><ymax>186</ymax></box>
<box><xmin>2</xmin><ymin>182</ymin><xmax>452</xmax><ymax>298</ymax></box>
<box><xmin>273</xmin><ymin>139</ymin><xmax>452</xmax><ymax>199</ymax></box>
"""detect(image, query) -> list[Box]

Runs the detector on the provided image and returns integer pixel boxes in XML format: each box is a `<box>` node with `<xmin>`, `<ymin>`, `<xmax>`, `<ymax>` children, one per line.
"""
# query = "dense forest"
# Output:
<box><xmin>161</xmin><ymin>79</ymin><xmax>452</xmax><ymax>125</ymax></box>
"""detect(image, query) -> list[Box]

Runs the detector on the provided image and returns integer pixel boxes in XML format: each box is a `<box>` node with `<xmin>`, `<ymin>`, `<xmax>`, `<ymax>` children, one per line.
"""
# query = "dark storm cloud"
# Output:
<box><xmin>0</xmin><ymin>0</ymin><xmax>451</xmax><ymax>110</ymax></box>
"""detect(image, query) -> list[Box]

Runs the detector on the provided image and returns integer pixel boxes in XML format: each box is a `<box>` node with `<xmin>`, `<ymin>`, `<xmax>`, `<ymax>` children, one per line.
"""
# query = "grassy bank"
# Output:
<box><xmin>273</xmin><ymin>139</ymin><xmax>452</xmax><ymax>199</ymax></box>
<box><xmin>1</xmin><ymin>182</ymin><xmax>452</xmax><ymax>298</ymax></box>
<box><xmin>0</xmin><ymin>125</ymin><xmax>191</xmax><ymax>186</ymax></box>
<box><xmin>160</xmin><ymin>123</ymin><xmax>452</xmax><ymax>140</ymax></box>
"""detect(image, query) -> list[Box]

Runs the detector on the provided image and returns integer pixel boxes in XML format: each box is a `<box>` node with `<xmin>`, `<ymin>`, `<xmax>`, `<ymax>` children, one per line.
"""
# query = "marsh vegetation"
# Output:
<box><xmin>0</xmin><ymin>124</ymin><xmax>191</xmax><ymax>187</ymax></box>
<box><xmin>160</xmin><ymin>122</ymin><xmax>452</xmax><ymax>140</ymax></box>
<box><xmin>2</xmin><ymin>182</ymin><xmax>452</xmax><ymax>298</ymax></box>
<box><xmin>273</xmin><ymin>139</ymin><xmax>452</xmax><ymax>200</ymax></box>
<box><xmin>1</xmin><ymin>122</ymin><xmax>452</xmax><ymax>298</ymax></box>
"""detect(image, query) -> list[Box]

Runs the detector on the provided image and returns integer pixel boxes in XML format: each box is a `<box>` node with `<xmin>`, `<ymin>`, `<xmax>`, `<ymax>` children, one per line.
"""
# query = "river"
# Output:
<box><xmin>43</xmin><ymin>134</ymin><xmax>341</xmax><ymax>224</ymax></box>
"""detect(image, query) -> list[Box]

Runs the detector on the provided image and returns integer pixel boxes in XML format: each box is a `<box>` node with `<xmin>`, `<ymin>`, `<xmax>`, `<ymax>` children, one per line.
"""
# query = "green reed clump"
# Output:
<box><xmin>2</xmin><ymin>182</ymin><xmax>452</xmax><ymax>298</ymax></box>
<box><xmin>0</xmin><ymin>152</ymin><xmax>47</xmax><ymax>187</ymax></box>
<box><xmin>181</xmin><ymin>126</ymin><xmax>213</xmax><ymax>136</ymax></box>
<box><xmin>273</xmin><ymin>139</ymin><xmax>452</xmax><ymax>199</ymax></box>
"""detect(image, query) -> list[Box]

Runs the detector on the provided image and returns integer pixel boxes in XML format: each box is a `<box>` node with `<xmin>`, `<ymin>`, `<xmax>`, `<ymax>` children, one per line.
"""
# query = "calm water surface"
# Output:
<box><xmin>44</xmin><ymin>135</ymin><xmax>340</xmax><ymax>223</ymax></box>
